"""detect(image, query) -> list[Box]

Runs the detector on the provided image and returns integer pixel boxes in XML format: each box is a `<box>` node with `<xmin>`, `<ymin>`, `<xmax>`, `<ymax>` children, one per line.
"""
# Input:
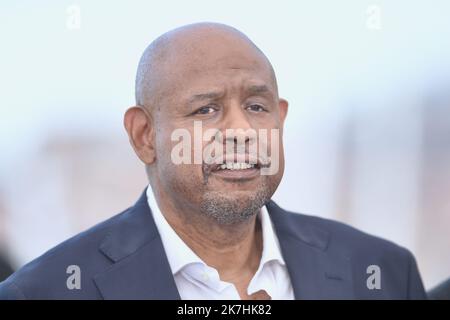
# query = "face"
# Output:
<box><xmin>129</xmin><ymin>31</ymin><xmax>288</xmax><ymax>225</ymax></box>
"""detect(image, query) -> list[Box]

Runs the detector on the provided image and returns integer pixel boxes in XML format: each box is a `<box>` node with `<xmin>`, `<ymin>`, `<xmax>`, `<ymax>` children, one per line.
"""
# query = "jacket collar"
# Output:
<box><xmin>266</xmin><ymin>201</ymin><xmax>354</xmax><ymax>299</ymax></box>
<box><xmin>94</xmin><ymin>189</ymin><xmax>180</xmax><ymax>299</ymax></box>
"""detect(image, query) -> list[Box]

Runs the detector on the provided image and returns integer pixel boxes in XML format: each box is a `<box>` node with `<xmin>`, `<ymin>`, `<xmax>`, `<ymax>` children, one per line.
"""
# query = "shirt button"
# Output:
<box><xmin>202</xmin><ymin>273</ymin><xmax>209</xmax><ymax>282</ymax></box>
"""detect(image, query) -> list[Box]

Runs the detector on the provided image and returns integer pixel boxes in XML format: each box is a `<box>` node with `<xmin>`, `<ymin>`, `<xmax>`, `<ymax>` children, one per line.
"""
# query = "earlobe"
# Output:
<box><xmin>124</xmin><ymin>106</ymin><xmax>156</xmax><ymax>164</ymax></box>
<box><xmin>278</xmin><ymin>98</ymin><xmax>288</xmax><ymax>124</ymax></box>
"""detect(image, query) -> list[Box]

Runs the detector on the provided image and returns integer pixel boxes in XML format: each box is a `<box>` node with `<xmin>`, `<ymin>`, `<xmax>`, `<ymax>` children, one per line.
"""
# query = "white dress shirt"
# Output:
<box><xmin>146</xmin><ymin>186</ymin><xmax>294</xmax><ymax>300</ymax></box>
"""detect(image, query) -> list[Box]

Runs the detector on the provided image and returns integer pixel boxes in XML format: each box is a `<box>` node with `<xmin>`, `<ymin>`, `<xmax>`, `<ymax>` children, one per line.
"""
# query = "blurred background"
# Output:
<box><xmin>0</xmin><ymin>0</ymin><xmax>449</xmax><ymax>289</ymax></box>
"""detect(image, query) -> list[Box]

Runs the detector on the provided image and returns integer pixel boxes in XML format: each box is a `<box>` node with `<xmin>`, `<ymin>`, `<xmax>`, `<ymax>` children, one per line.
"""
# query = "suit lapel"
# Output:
<box><xmin>267</xmin><ymin>201</ymin><xmax>354</xmax><ymax>299</ymax></box>
<box><xmin>93</xmin><ymin>189</ymin><xmax>180</xmax><ymax>300</ymax></box>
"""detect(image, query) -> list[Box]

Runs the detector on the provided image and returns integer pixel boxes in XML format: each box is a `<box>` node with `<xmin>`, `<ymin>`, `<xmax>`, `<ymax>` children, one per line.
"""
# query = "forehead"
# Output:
<box><xmin>163</xmin><ymin>44</ymin><xmax>275</xmax><ymax>102</ymax></box>
<box><xmin>158</xmin><ymin>31</ymin><xmax>274</xmax><ymax>88</ymax></box>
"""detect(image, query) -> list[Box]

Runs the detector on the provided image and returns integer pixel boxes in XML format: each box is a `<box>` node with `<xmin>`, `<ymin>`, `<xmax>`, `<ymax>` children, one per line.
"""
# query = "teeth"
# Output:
<box><xmin>219</xmin><ymin>162</ymin><xmax>255</xmax><ymax>170</ymax></box>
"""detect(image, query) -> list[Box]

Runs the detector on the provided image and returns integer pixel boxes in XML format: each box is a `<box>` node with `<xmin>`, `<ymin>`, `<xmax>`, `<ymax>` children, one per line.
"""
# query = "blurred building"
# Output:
<box><xmin>333</xmin><ymin>86</ymin><xmax>450</xmax><ymax>289</ymax></box>
<box><xmin>416</xmin><ymin>89</ymin><xmax>450</xmax><ymax>288</ymax></box>
<box><xmin>2</xmin><ymin>130</ymin><xmax>147</xmax><ymax>266</ymax></box>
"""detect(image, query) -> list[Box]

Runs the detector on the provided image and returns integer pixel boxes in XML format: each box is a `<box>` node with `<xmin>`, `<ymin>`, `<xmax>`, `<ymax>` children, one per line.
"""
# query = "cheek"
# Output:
<box><xmin>164</xmin><ymin>164</ymin><xmax>206</xmax><ymax>206</ymax></box>
<box><xmin>267</xmin><ymin>130</ymin><xmax>285</xmax><ymax>181</ymax></box>
<box><xmin>156</xmin><ymin>125</ymin><xmax>204</xmax><ymax>175</ymax></box>
<box><xmin>278</xmin><ymin>136</ymin><xmax>285</xmax><ymax>164</ymax></box>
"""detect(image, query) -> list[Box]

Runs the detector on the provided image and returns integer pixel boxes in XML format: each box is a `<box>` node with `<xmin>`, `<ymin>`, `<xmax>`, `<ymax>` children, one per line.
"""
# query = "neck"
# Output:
<box><xmin>153</xmin><ymin>188</ymin><xmax>263</xmax><ymax>282</ymax></box>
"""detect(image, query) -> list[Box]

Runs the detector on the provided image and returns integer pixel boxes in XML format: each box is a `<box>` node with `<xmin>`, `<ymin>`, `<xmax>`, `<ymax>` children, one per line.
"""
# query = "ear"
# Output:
<box><xmin>278</xmin><ymin>98</ymin><xmax>288</xmax><ymax>126</ymax></box>
<box><xmin>123</xmin><ymin>106</ymin><xmax>156</xmax><ymax>165</ymax></box>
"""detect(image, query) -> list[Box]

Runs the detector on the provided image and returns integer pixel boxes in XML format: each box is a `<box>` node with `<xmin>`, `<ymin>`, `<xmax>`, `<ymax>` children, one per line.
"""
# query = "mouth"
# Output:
<box><xmin>211</xmin><ymin>162</ymin><xmax>260</xmax><ymax>180</ymax></box>
<box><xmin>204</xmin><ymin>155</ymin><xmax>269</xmax><ymax>181</ymax></box>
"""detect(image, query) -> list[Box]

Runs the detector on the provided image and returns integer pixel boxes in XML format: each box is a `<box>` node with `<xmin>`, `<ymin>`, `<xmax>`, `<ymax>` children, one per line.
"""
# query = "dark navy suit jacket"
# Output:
<box><xmin>0</xmin><ymin>189</ymin><xmax>426</xmax><ymax>299</ymax></box>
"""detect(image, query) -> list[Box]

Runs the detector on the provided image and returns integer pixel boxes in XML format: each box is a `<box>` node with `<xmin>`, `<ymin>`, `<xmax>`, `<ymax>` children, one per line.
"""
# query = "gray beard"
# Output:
<box><xmin>199</xmin><ymin>188</ymin><xmax>270</xmax><ymax>225</ymax></box>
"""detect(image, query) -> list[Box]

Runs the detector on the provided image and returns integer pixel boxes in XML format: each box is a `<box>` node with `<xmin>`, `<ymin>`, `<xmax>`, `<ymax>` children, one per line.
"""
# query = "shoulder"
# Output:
<box><xmin>267</xmin><ymin>201</ymin><xmax>426</xmax><ymax>299</ymax></box>
<box><xmin>268</xmin><ymin>200</ymin><xmax>411</xmax><ymax>257</ymax></box>
<box><xmin>0</xmin><ymin>206</ymin><xmax>133</xmax><ymax>300</ymax></box>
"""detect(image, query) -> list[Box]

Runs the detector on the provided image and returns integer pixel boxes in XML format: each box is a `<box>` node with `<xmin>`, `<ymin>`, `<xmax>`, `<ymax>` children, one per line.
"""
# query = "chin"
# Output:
<box><xmin>204</xmin><ymin>188</ymin><xmax>270</xmax><ymax>207</ymax></box>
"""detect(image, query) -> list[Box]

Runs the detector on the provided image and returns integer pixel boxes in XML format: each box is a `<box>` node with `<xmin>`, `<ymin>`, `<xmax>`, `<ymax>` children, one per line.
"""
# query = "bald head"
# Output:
<box><xmin>135</xmin><ymin>22</ymin><xmax>277</xmax><ymax>109</ymax></box>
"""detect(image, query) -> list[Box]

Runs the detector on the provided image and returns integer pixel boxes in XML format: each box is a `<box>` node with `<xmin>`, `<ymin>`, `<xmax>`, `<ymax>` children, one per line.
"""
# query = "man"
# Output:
<box><xmin>428</xmin><ymin>277</ymin><xmax>450</xmax><ymax>300</ymax></box>
<box><xmin>0</xmin><ymin>253</ymin><xmax>13</xmax><ymax>283</ymax></box>
<box><xmin>0</xmin><ymin>22</ymin><xmax>426</xmax><ymax>299</ymax></box>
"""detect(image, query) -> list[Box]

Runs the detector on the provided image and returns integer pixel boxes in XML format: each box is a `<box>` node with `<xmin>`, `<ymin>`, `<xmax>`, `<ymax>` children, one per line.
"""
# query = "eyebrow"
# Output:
<box><xmin>187</xmin><ymin>91</ymin><xmax>224</xmax><ymax>104</ymax></box>
<box><xmin>186</xmin><ymin>84</ymin><xmax>272</xmax><ymax>105</ymax></box>
<box><xmin>246</xmin><ymin>84</ymin><xmax>271</xmax><ymax>95</ymax></box>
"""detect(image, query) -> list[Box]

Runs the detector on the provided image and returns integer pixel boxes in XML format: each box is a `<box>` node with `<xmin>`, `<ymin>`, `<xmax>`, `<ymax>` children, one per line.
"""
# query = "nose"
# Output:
<box><xmin>221</xmin><ymin>102</ymin><xmax>256</xmax><ymax>152</ymax></box>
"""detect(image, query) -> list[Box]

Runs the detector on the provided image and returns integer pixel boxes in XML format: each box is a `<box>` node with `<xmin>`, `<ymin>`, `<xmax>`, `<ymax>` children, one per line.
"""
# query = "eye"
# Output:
<box><xmin>246</xmin><ymin>104</ymin><xmax>266</xmax><ymax>112</ymax></box>
<box><xmin>194</xmin><ymin>105</ymin><xmax>218</xmax><ymax>115</ymax></box>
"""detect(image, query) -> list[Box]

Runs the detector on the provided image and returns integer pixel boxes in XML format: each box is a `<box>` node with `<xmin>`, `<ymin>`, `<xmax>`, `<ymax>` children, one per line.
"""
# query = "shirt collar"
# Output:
<box><xmin>259</xmin><ymin>205</ymin><xmax>286</xmax><ymax>267</ymax></box>
<box><xmin>146</xmin><ymin>186</ymin><xmax>286</xmax><ymax>276</ymax></box>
